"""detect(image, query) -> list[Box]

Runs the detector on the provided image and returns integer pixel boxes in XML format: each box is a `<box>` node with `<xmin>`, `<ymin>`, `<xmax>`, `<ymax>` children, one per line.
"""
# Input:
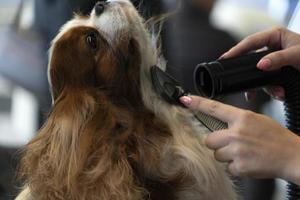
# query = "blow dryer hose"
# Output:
<box><xmin>283</xmin><ymin>68</ymin><xmax>300</xmax><ymax>199</ymax></box>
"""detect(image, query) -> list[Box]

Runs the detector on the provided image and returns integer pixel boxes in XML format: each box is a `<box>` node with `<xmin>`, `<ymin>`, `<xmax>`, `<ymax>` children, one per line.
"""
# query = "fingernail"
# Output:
<box><xmin>180</xmin><ymin>96</ymin><xmax>192</xmax><ymax>106</ymax></box>
<box><xmin>257</xmin><ymin>58</ymin><xmax>271</xmax><ymax>70</ymax></box>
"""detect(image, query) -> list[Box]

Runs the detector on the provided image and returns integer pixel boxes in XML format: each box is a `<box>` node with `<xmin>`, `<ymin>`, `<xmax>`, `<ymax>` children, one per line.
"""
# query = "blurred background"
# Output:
<box><xmin>0</xmin><ymin>0</ymin><xmax>299</xmax><ymax>199</ymax></box>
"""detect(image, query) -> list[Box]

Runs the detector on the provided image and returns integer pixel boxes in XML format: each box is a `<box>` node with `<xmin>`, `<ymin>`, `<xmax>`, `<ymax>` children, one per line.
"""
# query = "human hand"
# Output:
<box><xmin>220</xmin><ymin>27</ymin><xmax>300</xmax><ymax>100</ymax></box>
<box><xmin>180</xmin><ymin>95</ymin><xmax>300</xmax><ymax>185</ymax></box>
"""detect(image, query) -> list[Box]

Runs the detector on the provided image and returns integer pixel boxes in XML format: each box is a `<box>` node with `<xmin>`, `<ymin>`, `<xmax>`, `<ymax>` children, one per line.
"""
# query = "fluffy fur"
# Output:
<box><xmin>16</xmin><ymin>0</ymin><xmax>236</xmax><ymax>199</ymax></box>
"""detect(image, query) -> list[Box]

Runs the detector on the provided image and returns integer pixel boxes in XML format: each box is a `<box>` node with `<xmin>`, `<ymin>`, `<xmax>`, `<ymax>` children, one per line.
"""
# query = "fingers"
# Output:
<box><xmin>228</xmin><ymin>161</ymin><xmax>243</xmax><ymax>177</ymax></box>
<box><xmin>245</xmin><ymin>86</ymin><xmax>285</xmax><ymax>101</ymax></box>
<box><xmin>205</xmin><ymin>130</ymin><xmax>231</xmax><ymax>150</ymax></box>
<box><xmin>257</xmin><ymin>46</ymin><xmax>300</xmax><ymax>71</ymax></box>
<box><xmin>221</xmin><ymin>26</ymin><xmax>300</xmax><ymax>72</ymax></box>
<box><xmin>264</xmin><ymin>86</ymin><xmax>285</xmax><ymax>100</ymax></box>
<box><xmin>180</xmin><ymin>95</ymin><xmax>242</xmax><ymax>124</ymax></box>
<box><xmin>214</xmin><ymin>146</ymin><xmax>233</xmax><ymax>163</ymax></box>
<box><xmin>221</xmin><ymin>27</ymin><xmax>283</xmax><ymax>59</ymax></box>
<box><xmin>205</xmin><ymin>130</ymin><xmax>245</xmax><ymax>164</ymax></box>
<box><xmin>205</xmin><ymin>130</ymin><xmax>233</xmax><ymax>162</ymax></box>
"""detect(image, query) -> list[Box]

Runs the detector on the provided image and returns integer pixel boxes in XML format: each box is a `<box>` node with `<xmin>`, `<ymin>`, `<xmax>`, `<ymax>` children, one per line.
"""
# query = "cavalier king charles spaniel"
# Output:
<box><xmin>16</xmin><ymin>0</ymin><xmax>236</xmax><ymax>199</ymax></box>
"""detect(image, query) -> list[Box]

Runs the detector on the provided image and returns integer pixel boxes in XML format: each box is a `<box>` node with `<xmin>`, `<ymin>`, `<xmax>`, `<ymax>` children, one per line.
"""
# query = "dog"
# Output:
<box><xmin>16</xmin><ymin>0</ymin><xmax>236</xmax><ymax>199</ymax></box>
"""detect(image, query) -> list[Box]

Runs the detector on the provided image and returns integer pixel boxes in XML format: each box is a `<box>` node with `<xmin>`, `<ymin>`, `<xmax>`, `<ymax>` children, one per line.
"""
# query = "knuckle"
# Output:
<box><xmin>239</xmin><ymin>110</ymin><xmax>255</xmax><ymax>122</ymax></box>
<box><xmin>272</xmin><ymin>26</ymin><xmax>284</xmax><ymax>32</ymax></box>
<box><xmin>228</xmin><ymin>132</ymin><xmax>241</xmax><ymax>142</ymax></box>
<box><xmin>260</xmin><ymin>114</ymin><xmax>272</xmax><ymax>123</ymax></box>
<box><xmin>273</xmin><ymin>26</ymin><xmax>285</xmax><ymax>33</ymax></box>
<box><xmin>231</xmin><ymin>123</ymin><xmax>249</xmax><ymax>139</ymax></box>
<box><xmin>207</xmin><ymin>100</ymin><xmax>219</xmax><ymax>116</ymax></box>
<box><xmin>235</xmin><ymin>162</ymin><xmax>247</xmax><ymax>176</ymax></box>
<box><xmin>244</xmin><ymin>36</ymin><xmax>254</xmax><ymax>45</ymax></box>
<box><xmin>274</xmin><ymin>51</ymin><xmax>287</xmax><ymax>64</ymax></box>
<box><xmin>232</xmin><ymin>126</ymin><xmax>244</xmax><ymax>137</ymax></box>
<box><xmin>232</xmin><ymin>145</ymin><xmax>245</xmax><ymax>158</ymax></box>
<box><xmin>194</xmin><ymin>98</ymin><xmax>202</xmax><ymax>109</ymax></box>
<box><xmin>214</xmin><ymin>150</ymin><xmax>221</xmax><ymax>160</ymax></box>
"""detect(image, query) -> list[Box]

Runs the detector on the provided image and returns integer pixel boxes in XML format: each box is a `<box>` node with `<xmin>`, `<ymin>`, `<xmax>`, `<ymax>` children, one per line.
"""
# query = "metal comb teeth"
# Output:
<box><xmin>194</xmin><ymin>111</ymin><xmax>228</xmax><ymax>132</ymax></box>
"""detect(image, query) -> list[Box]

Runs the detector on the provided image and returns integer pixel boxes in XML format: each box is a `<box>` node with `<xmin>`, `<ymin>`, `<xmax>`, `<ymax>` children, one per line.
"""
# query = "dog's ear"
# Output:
<box><xmin>19</xmin><ymin>91</ymin><xmax>97</xmax><ymax>195</ymax></box>
<box><xmin>19</xmin><ymin>92</ymin><xmax>146</xmax><ymax>199</ymax></box>
<box><xmin>49</xmin><ymin>66</ymin><xmax>63</xmax><ymax>101</ymax></box>
<box><xmin>49</xmin><ymin>27</ymin><xmax>100</xmax><ymax>101</ymax></box>
<box><xmin>49</xmin><ymin>48</ymin><xmax>96</xmax><ymax>100</ymax></box>
<box><xmin>103</xmin><ymin>38</ymin><xmax>143</xmax><ymax>105</ymax></box>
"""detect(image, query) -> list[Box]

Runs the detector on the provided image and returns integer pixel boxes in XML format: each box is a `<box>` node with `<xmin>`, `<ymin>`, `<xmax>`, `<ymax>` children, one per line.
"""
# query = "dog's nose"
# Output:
<box><xmin>95</xmin><ymin>1</ymin><xmax>108</xmax><ymax>16</ymax></box>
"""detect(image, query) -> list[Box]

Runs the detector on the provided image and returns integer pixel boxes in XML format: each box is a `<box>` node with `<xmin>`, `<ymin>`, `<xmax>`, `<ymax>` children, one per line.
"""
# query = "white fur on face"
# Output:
<box><xmin>52</xmin><ymin>0</ymin><xmax>135</xmax><ymax>46</ymax></box>
<box><xmin>89</xmin><ymin>0</ymin><xmax>132</xmax><ymax>43</ymax></box>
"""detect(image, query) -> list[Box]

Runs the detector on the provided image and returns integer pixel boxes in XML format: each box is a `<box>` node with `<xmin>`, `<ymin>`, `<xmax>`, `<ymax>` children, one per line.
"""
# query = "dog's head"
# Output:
<box><xmin>49</xmin><ymin>0</ymin><xmax>158</xmax><ymax>105</ymax></box>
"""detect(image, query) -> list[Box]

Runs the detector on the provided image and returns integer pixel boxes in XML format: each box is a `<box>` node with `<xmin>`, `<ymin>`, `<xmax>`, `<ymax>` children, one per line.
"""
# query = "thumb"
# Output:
<box><xmin>257</xmin><ymin>47</ymin><xmax>300</xmax><ymax>71</ymax></box>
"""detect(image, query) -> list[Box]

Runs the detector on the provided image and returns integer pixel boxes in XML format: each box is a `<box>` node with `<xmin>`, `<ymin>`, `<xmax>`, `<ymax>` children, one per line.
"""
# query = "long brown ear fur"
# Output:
<box><xmin>19</xmin><ymin>90</ymin><xmax>147</xmax><ymax>199</ymax></box>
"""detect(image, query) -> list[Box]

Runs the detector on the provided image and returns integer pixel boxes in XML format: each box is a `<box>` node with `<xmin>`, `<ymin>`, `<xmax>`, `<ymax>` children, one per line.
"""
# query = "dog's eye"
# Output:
<box><xmin>86</xmin><ymin>32</ymin><xmax>99</xmax><ymax>51</ymax></box>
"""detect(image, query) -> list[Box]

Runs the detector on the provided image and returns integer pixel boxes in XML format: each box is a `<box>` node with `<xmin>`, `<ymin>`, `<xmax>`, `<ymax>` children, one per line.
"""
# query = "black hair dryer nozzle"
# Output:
<box><xmin>194</xmin><ymin>50</ymin><xmax>285</xmax><ymax>99</ymax></box>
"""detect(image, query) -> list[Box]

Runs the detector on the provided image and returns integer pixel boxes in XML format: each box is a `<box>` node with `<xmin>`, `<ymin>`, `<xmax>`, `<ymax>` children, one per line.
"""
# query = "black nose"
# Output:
<box><xmin>95</xmin><ymin>1</ymin><xmax>107</xmax><ymax>16</ymax></box>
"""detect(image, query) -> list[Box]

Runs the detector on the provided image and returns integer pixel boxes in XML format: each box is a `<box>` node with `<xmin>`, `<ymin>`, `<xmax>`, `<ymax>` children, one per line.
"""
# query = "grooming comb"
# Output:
<box><xmin>150</xmin><ymin>65</ymin><xmax>228</xmax><ymax>132</ymax></box>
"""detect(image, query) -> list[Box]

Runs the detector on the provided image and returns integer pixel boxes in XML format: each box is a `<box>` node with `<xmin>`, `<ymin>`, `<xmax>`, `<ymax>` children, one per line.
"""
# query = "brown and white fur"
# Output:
<box><xmin>16</xmin><ymin>0</ymin><xmax>236</xmax><ymax>199</ymax></box>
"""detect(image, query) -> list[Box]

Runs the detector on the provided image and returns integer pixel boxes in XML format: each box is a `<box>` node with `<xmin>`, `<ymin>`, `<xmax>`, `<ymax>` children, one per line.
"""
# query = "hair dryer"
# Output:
<box><xmin>194</xmin><ymin>50</ymin><xmax>300</xmax><ymax>199</ymax></box>
<box><xmin>151</xmin><ymin>50</ymin><xmax>300</xmax><ymax>199</ymax></box>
